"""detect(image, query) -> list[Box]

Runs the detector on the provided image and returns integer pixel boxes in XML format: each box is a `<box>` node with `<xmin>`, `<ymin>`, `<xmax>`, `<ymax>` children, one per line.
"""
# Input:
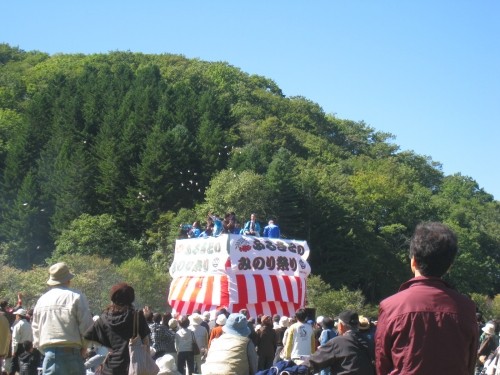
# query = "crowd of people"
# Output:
<box><xmin>181</xmin><ymin>212</ymin><xmax>281</xmax><ymax>239</ymax></box>
<box><xmin>1</xmin><ymin>222</ymin><xmax>499</xmax><ymax>375</ymax></box>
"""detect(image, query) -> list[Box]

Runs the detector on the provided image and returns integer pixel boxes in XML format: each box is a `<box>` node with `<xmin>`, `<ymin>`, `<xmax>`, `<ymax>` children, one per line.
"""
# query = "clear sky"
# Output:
<box><xmin>2</xmin><ymin>1</ymin><xmax>499</xmax><ymax>199</ymax></box>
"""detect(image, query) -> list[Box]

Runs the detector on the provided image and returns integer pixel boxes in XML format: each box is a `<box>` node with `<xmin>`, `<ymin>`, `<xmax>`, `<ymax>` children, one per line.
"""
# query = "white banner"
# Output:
<box><xmin>169</xmin><ymin>235</ymin><xmax>229</xmax><ymax>277</ymax></box>
<box><xmin>228</xmin><ymin>235</ymin><xmax>311</xmax><ymax>277</ymax></box>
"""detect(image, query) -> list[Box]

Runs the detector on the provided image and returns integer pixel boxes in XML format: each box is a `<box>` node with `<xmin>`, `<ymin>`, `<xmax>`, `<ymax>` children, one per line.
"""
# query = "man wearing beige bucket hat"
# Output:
<box><xmin>32</xmin><ymin>262</ymin><xmax>93</xmax><ymax>375</ymax></box>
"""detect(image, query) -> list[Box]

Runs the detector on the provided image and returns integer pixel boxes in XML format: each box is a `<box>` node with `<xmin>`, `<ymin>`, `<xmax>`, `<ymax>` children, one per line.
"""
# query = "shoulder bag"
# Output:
<box><xmin>128</xmin><ymin>310</ymin><xmax>160</xmax><ymax>375</ymax></box>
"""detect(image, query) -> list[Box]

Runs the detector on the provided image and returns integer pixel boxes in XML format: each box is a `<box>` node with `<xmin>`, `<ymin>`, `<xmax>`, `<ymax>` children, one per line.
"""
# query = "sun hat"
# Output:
<box><xmin>47</xmin><ymin>262</ymin><xmax>75</xmax><ymax>286</ymax></box>
<box><xmin>189</xmin><ymin>312</ymin><xmax>203</xmax><ymax>325</ymax></box>
<box><xmin>168</xmin><ymin>318</ymin><xmax>178</xmax><ymax>330</ymax></box>
<box><xmin>337</xmin><ymin>310</ymin><xmax>359</xmax><ymax>327</ymax></box>
<box><xmin>156</xmin><ymin>354</ymin><xmax>182</xmax><ymax>375</ymax></box>
<box><xmin>110</xmin><ymin>283</ymin><xmax>135</xmax><ymax>306</ymax></box>
<box><xmin>482</xmin><ymin>322</ymin><xmax>496</xmax><ymax>335</ymax></box>
<box><xmin>316</xmin><ymin>315</ymin><xmax>324</xmax><ymax>325</ymax></box>
<box><xmin>216</xmin><ymin>314</ymin><xmax>227</xmax><ymax>326</ymax></box>
<box><xmin>13</xmin><ymin>308</ymin><xmax>27</xmax><ymax>317</ymax></box>
<box><xmin>358</xmin><ymin>315</ymin><xmax>370</xmax><ymax>331</ymax></box>
<box><xmin>223</xmin><ymin>313</ymin><xmax>251</xmax><ymax>337</ymax></box>
<box><xmin>279</xmin><ymin>316</ymin><xmax>290</xmax><ymax>328</ymax></box>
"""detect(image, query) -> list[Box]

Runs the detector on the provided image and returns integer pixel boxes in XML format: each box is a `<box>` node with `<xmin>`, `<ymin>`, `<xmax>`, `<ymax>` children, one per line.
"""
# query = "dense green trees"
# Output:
<box><xmin>0</xmin><ymin>43</ymin><xmax>498</xmax><ymax>309</ymax></box>
<box><xmin>0</xmin><ymin>254</ymin><xmax>170</xmax><ymax>313</ymax></box>
<box><xmin>54</xmin><ymin>213</ymin><xmax>141</xmax><ymax>263</ymax></box>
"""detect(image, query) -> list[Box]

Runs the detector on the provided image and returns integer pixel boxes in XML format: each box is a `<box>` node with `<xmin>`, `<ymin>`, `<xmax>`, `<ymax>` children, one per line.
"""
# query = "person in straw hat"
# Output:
<box><xmin>32</xmin><ymin>262</ymin><xmax>93</xmax><ymax>375</ymax></box>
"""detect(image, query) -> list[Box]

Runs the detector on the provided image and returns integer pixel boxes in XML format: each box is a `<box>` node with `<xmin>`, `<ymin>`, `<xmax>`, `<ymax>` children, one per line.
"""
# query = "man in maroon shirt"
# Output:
<box><xmin>375</xmin><ymin>222</ymin><xmax>478</xmax><ymax>375</ymax></box>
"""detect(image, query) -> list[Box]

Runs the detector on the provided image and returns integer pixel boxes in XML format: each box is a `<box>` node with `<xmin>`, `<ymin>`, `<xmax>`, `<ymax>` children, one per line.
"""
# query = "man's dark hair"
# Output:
<box><xmin>23</xmin><ymin>340</ymin><xmax>33</xmax><ymax>351</ymax></box>
<box><xmin>144</xmin><ymin>310</ymin><xmax>153</xmax><ymax>323</ymax></box>
<box><xmin>409</xmin><ymin>222</ymin><xmax>458</xmax><ymax>277</ymax></box>
<box><xmin>153</xmin><ymin>312</ymin><xmax>162</xmax><ymax>324</ymax></box>
<box><xmin>179</xmin><ymin>316</ymin><xmax>190</xmax><ymax>329</ymax></box>
<box><xmin>295</xmin><ymin>308</ymin><xmax>307</xmax><ymax>322</ymax></box>
<box><xmin>323</xmin><ymin>317</ymin><xmax>334</xmax><ymax>329</ymax></box>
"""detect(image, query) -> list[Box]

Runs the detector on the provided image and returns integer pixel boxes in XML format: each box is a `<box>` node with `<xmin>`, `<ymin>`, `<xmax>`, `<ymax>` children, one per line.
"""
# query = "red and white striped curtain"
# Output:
<box><xmin>168</xmin><ymin>234</ymin><xmax>311</xmax><ymax>318</ymax></box>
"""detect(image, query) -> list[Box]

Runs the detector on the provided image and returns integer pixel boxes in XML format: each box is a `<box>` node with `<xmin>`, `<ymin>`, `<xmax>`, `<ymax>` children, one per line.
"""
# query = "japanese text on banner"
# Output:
<box><xmin>169</xmin><ymin>235</ymin><xmax>229</xmax><ymax>277</ymax></box>
<box><xmin>228</xmin><ymin>235</ymin><xmax>311</xmax><ymax>277</ymax></box>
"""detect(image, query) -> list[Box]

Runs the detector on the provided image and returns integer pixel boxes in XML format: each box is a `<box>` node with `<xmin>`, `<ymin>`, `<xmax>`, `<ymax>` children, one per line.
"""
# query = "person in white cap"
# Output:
<box><xmin>32</xmin><ymin>262</ymin><xmax>93</xmax><ymax>375</ymax></box>
<box><xmin>10</xmin><ymin>308</ymin><xmax>33</xmax><ymax>374</ymax></box>
<box><xmin>273</xmin><ymin>316</ymin><xmax>290</xmax><ymax>364</ymax></box>
<box><xmin>156</xmin><ymin>353</ymin><xmax>182</xmax><ymax>375</ymax></box>
<box><xmin>477</xmin><ymin>322</ymin><xmax>499</xmax><ymax>374</ymax></box>
<box><xmin>208</xmin><ymin>314</ymin><xmax>226</xmax><ymax>348</ymax></box>
<box><xmin>201</xmin><ymin>311</ymin><xmax>211</xmax><ymax>334</ymax></box>
<box><xmin>188</xmin><ymin>313</ymin><xmax>208</xmax><ymax>373</ymax></box>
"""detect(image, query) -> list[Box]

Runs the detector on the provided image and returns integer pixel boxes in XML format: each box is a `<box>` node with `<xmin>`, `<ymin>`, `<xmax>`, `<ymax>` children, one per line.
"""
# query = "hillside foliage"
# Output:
<box><xmin>0</xmin><ymin>44</ymin><xmax>499</xmax><ymax>309</ymax></box>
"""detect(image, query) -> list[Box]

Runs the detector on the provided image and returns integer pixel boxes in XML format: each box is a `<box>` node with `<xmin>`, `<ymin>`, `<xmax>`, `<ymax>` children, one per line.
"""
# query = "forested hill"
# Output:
<box><xmin>1</xmin><ymin>43</ymin><xmax>499</xmax><ymax>303</ymax></box>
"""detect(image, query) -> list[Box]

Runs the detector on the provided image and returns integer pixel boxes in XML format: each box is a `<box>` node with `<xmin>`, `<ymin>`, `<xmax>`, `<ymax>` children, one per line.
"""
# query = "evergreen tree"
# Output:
<box><xmin>265</xmin><ymin>148</ymin><xmax>305</xmax><ymax>239</ymax></box>
<box><xmin>0</xmin><ymin>170</ymin><xmax>51</xmax><ymax>268</ymax></box>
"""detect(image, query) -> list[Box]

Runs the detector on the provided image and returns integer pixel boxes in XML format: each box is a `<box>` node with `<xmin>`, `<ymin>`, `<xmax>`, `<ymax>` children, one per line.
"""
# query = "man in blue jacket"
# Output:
<box><xmin>263</xmin><ymin>219</ymin><xmax>280</xmax><ymax>238</ymax></box>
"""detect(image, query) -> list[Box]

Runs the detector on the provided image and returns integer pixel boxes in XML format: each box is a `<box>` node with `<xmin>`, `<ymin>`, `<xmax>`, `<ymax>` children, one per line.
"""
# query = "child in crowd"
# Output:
<box><xmin>18</xmin><ymin>340</ymin><xmax>41</xmax><ymax>375</ymax></box>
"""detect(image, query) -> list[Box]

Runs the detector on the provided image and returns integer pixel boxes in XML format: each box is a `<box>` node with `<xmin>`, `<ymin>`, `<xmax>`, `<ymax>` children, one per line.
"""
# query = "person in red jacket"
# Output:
<box><xmin>375</xmin><ymin>222</ymin><xmax>479</xmax><ymax>375</ymax></box>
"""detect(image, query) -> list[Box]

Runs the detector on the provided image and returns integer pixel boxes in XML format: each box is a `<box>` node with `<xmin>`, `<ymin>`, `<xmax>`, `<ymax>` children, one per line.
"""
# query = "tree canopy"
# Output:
<box><xmin>0</xmin><ymin>43</ymin><xmax>499</xmax><ymax>306</ymax></box>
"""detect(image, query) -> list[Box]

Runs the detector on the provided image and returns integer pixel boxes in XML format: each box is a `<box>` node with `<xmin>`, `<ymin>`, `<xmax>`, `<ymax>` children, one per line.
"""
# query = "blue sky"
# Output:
<box><xmin>2</xmin><ymin>1</ymin><xmax>499</xmax><ymax>199</ymax></box>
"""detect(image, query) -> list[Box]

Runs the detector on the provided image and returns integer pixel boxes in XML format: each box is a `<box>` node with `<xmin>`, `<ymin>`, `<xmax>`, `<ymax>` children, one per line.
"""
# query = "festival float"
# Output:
<box><xmin>168</xmin><ymin>234</ymin><xmax>311</xmax><ymax>317</ymax></box>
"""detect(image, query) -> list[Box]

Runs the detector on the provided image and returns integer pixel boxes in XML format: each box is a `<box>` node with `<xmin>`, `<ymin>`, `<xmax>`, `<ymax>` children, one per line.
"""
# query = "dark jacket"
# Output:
<box><xmin>274</xmin><ymin>326</ymin><xmax>287</xmax><ymax>347</ymax></box>
<box><xmin>84</xmin><ymin>308</ymin><xmax>150</xmax><ymax>375</ymax></box>
<box><xmin>375</xmin><ymin>276</ymin><xmax>479</xmax><ymax>375</ymax></box>
<box><xmin>18</xmin><ymin>349</ymin><xmax>42</xmax><ymax>375</ymax></box>
<box><xmin>304</xmin><ymin>330</ymin><xmax>375</xmax><ymax>375</ymax></box>
<box><xmin>257</xmin><ymin>325</ymin><xmax>277</xmax><ymax>356</ymax></box>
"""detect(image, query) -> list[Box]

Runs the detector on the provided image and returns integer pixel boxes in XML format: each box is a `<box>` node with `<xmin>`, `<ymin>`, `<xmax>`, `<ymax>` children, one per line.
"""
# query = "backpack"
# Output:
<box><xmin>255</xmin><ymin>359</ymin><xmax>310</xmax><ymax>375</ymax></box>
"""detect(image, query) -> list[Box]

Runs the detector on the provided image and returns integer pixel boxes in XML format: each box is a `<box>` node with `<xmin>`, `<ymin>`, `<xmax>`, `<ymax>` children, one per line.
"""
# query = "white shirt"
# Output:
<box><xmin>11</xmin><ymin>318</ymin><xmax>33</xmax><ymax>352</ymax></box>
<box><xmin>283</xmin><ymin>321</ymin><xmax>315</xmax><ymax>359</ymax></box>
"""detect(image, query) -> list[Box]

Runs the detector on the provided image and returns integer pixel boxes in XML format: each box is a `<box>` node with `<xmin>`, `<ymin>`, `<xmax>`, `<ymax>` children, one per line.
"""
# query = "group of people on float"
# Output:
<box><xmin>183</xmin><ymin>212</ymin><xmax>281</xmax><ymax>239</ymax></box>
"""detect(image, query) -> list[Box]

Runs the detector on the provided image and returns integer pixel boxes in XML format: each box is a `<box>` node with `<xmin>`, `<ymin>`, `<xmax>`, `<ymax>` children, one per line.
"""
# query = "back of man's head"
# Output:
<box><xmin>295</xmin><ymin>308</ymin><xmax>307</xmax><ymax>323</ymax></box>
<box><xmin>410</xmin><ymin>222</ymin><xmax>458</xmax><ymax>277</ymax></box>
<box><xmin>153</xmin><ymin>312</ymin><xmax>162</xmax><ymax>324</ymax></box>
